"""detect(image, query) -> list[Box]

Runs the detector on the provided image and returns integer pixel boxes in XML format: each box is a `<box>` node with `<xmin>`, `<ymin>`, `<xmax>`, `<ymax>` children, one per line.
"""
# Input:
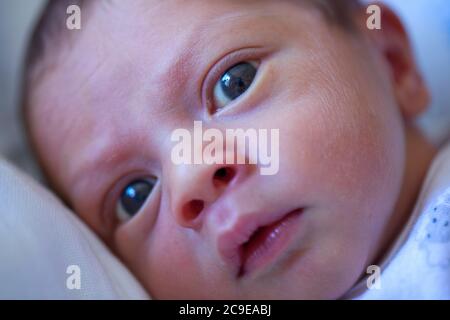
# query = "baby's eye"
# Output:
<box><xmin>116</xmin><ymin>178</ymin><xmax>157</xmax><ymax>222</ymax></box>
<box><xmin>213</xmin><ymin>61</ymin><xmax>258</xmax><ymax>111</ymax></box>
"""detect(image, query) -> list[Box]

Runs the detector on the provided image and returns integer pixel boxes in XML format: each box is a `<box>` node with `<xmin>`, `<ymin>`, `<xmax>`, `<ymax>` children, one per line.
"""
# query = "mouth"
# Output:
<box><xmin>217</xmin><ymin>208</ymin><xmax>304</xmax><ymax>279</ymax></box>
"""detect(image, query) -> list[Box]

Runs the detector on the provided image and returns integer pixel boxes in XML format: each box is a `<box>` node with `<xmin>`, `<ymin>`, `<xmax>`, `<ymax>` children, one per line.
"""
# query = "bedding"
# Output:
<box><xmin>0</xmin><ymin>158</ymin><xmax>149</xmax><ymax>299</ymax></box>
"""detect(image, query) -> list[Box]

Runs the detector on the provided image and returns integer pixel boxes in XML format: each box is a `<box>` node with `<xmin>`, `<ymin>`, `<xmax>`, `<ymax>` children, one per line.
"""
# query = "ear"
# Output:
<box><xmin>359</xmin><ymin>3</ymin><xmax>430</xmax><ymax>120</ymax></box>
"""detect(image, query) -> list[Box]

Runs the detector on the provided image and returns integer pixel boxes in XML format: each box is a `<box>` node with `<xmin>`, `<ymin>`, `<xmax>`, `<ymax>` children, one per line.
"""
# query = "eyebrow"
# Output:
<box><xmin>68</xmin><ymin>136</ymin><xmax>131</xmax><ymax>188</ymax></box>
<box><xmin>150</xmin><ymin>11</ymin><xmax>283</xmax><ymax>100</ymax></box>
<box><xmin>157</xmin><ymin>39</ymin><xmax>202</xmax><ymax>98</ymax></box>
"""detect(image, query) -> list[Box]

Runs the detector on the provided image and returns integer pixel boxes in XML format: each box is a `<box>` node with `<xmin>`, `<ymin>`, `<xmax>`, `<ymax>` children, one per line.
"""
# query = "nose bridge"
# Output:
<box><xmin>163</xmin><ymin>120</ymin><xmax>260</xmax><ymax>230</ymax></box>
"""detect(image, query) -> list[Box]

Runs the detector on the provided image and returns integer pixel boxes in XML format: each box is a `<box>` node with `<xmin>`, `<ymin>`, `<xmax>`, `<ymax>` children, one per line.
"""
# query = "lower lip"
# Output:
<box><xmin>239</xmin><ymin>209</ymin><xmax>303</xmax><ymax>277</ymax></box>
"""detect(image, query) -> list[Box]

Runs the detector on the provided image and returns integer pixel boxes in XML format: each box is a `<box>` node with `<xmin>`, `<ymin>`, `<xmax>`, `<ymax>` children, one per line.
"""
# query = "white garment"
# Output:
<box><xmin>345</xmin><ymin>141</ymin><xmax>450</xmax><ymax>299</ymax></box>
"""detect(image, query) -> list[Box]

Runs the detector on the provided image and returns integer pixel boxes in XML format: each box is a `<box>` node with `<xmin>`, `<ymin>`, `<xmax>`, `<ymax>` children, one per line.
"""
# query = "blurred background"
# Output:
<box><xmin>0</xmin><ymin>0</ymin><xmax>449</xmax><ymax>180</ymax></box>
<box><xmin>0</xmin><ymin>0</ymin><xmax>45</xmax><ymax>176</ymax></box>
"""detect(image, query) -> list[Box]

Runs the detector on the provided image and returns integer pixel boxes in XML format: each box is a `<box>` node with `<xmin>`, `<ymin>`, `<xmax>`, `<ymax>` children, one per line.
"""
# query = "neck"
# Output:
<box><xmin>375</xmin><ymin>124</ymin><xmax>438</xmax><ymax>264</ymax></box>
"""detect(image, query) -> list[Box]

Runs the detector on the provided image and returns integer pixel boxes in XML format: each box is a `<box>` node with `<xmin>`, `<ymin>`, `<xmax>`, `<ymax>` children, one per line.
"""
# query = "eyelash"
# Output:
<box><xmin>101</xmin><ymin>172</ymin><xmax>157</xmax><ymax>229</ymax></box>
<box><xmin>202</xmin><ymin>47</ymin><xmax>268</xmax><ymax>115</ymax></box>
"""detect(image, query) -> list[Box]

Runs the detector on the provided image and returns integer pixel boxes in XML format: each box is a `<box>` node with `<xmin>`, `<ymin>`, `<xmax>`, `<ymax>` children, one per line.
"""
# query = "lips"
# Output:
<box><xmin>217</xmin><ymin>208</ymin><xmax>304</xmax><ymax>278</ymax></box>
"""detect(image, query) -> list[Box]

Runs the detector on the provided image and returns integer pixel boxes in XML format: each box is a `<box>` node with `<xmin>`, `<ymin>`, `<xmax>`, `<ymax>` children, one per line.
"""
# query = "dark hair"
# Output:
<box><xmin>315</xmin><ymin>0</ymin><xmax>360</xmax><ymax>28</ymax></box>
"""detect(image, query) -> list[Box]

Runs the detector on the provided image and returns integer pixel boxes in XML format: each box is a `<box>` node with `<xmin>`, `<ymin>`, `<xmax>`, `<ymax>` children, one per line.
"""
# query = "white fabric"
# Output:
<box><xmin>0</xmin><ymin>158</ymin><xmax>150</xmax><ymax>299</ymax></box>
<box><xmin>345</xmin><ymin>141</ymin><xmax>450</xmax><ymax>299</ymax></box>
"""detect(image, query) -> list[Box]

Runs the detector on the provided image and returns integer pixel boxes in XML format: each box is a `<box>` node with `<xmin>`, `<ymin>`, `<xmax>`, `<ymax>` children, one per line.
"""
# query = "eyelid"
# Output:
<box><xmin>101</xmin><ymin>172</ymin><xmax>159</xmax><ymax>230</ymax></box>
<box><xmin>201</xmin><ymin>47</ymin><xmax>272</xmax><ymax>115</ymax></box>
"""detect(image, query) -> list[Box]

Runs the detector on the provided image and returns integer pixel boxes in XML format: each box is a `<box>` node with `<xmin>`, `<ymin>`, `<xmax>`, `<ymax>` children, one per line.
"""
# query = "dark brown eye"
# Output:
<box><xmin>116</xmin><ymin>178</ymin><xmax>157</xmax><ymax>222</ymax></box>
<box><xmin>213</xmin><ymin>61</ymin><xmax>258</xmax><ymax>111</ymax></box>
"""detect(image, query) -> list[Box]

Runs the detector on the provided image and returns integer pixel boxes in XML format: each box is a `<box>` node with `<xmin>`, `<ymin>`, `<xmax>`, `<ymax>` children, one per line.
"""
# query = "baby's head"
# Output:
<box><xmin>23</xmin><ymin>0</ymin><xmax>435</xmax><ymax>298</ymax></box>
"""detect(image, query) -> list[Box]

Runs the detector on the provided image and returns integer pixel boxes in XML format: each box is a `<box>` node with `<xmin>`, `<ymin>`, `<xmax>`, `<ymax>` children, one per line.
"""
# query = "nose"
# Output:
<box><xmin>171</xmin><ymin>162</ymin><xmax>252</xmax><ymax>230</ymax></box>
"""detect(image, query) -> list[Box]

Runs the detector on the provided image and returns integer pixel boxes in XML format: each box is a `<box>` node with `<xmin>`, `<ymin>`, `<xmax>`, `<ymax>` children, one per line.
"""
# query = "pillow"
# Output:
<box><xmin>0</xmin><ymin>158</ymin><xmax>149</xmax><ymax>299</ymax></box>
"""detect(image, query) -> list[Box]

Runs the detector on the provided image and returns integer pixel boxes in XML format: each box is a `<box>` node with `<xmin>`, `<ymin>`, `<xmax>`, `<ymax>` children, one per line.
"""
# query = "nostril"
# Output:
<box><xmin>182</xmin><ymin>199</ymin><xmax>204</xmax><ymax>222</ymax></box>
<box><xmin>213</xmin><ymin>167</ymin><xmax>236</xmax><ymax>186</ymax></box>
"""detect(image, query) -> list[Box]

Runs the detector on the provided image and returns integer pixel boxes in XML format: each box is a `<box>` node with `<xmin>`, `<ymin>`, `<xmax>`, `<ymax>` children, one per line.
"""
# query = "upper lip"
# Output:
<box><xmin>216</xmin><ymin>208</ymin><xmax>302</xmax><ymax>277</ymax></box>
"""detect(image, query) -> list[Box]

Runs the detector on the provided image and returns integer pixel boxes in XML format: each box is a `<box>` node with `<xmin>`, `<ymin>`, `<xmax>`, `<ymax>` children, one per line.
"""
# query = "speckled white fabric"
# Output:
<box><xmin>345</xmin><ymin>141</ymin><xmax>450</xmax><ymax>299</ymax></box>
<box><xmin>0</xmin><ymin>158</ymin><xmax>150</xmax><ymax>299</ymax></box>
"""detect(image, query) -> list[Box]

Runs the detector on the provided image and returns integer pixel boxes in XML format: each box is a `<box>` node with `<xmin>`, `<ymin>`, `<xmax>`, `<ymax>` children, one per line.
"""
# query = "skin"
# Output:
<box><xmin>28</xmin><ymin>0</ymin><xmax>437</xmax><ymax>299</ymax></box>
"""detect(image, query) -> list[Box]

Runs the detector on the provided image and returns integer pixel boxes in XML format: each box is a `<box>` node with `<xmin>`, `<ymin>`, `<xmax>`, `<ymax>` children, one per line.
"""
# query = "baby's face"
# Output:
<box><xmin>31</xmin><ymin>0</ymin><xmax>412</xmax><ymax>298</ymax></box>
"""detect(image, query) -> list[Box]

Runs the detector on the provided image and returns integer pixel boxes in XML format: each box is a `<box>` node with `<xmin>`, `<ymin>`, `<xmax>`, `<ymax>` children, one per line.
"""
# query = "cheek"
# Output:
<box><xmin>273</xmin><ymin>109</ymin><xmax>403</xmax><ymax>208</ymax></box>
<box><xmin>274</xmin><ymin>60</ymin><xmax>406</xmax><ymax>213</ymax></box>
<box><xmin>253</xmin><ymin>45</ymin><xmax>405</xmax><ymax>216</ymax></box>
<box><xmin>308</xmin><ymin>113</ymin><xmax>402</xmax><ymax>204</ymax></box>
<box><xmin>115</xmin><ymin>223</ymin><xmax>196</xmax><ymax>298</ymax></box>
<box><xmin>116</xmin><ymin>211</ymin><xmax>225</xmax><ymax>299</ymax></box>
<box><xmin>144</xmin><ymin>234</ymin><xmax>198</xmax><ymax>298</ymax></box>
<box><xmin>267</xmin><ymin>64</ymin><xmax>407</xmax><ymax>266</ymax></box>
<box><xmin>267</xmin><ymin>95</ymin><xmax>406</xmax><ymax>297</ymax></box>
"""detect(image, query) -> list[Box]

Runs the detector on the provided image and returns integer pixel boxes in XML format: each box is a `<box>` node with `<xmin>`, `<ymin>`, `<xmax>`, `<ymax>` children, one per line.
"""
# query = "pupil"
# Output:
<box><xmin>220</xmin><ymin>63</ymin><xmax>256</xmax><ymax>100</ymax></box>
<box><xmin>121</xmin><ymin>181</ymin><xmax>152</xmax><ymax>215</ymax></box>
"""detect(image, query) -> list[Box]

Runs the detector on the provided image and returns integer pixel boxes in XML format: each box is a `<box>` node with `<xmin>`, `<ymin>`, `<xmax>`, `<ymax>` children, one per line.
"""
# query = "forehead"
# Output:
<box><xmin>31</xmin><ymin>0</ymin><xmax>325</xmax><ymax>192</ymax></box>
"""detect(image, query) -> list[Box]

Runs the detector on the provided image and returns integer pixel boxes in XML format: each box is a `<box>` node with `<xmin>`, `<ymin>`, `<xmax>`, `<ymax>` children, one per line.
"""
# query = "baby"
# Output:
<box><xmin>22</xmin><ymin>0</ymin><xmax>450</xmax><ymax>299</ymax></box>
